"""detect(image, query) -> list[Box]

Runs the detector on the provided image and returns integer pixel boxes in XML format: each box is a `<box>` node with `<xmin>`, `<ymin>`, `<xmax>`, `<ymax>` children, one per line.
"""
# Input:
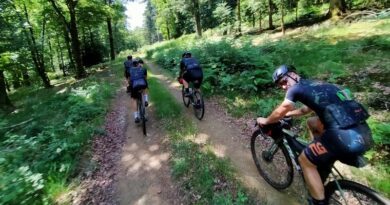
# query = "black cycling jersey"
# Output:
<box><xmin>180</xmin><ymin>58</ymin><xmax>201</xmax><ymax>71</ymax></box>
<box><xmin>124</xmin><ymin>60</ymin><xmax>133</xmax><ymax>78</ymax></box>
<box><xmin>285</xmin><ymin>79</ymin><xmax>344</xmax><ymax>126</ymax></box>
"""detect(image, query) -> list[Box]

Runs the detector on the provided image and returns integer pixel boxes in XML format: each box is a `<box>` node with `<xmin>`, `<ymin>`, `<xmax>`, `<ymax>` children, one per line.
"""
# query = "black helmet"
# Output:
<box><xmin>127</xmin><ymin>55</ymin><xmax>132</xmax><ymax>60</ymax></box>
<box><xmin>132</xmin><ymin>59</ymin><xmax>139</xmax><ymax>67</ymax></box>
<box><xmin>138</xmin><ymin>59</ymin><xmax>144</xmax><ymax>64</ymax></box>
<box><xmin>182</xmin><ymin>51</ymin><xmax>191</xmax><ymax>58</ymax></box>
<box><xmin>272</xmin><ymin>65</ymin><xmax>296</xmax><ymax>83</ymax></box>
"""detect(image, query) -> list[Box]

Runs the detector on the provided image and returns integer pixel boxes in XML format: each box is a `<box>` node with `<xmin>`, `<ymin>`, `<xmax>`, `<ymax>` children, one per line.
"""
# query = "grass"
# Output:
<box><xmin>0</xmin><ymin>62</ymin><xmax>123</xmax><ymax>204</ymax></box>
<box><xmin>147</xmin><ymin>69</ymin><xmax>256</xmax><ymax>204</ymax></box>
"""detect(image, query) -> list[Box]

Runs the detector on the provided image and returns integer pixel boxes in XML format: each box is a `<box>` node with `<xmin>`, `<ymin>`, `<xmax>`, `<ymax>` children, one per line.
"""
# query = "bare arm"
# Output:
<box><xmin>257</xmin><ymin>99</ymin><xmax>295</xmax><ymax>125</ymax></box>
<box><xmin>285</xmin><ymin>105</ymin><xmax>312</xmax><ymax>117</ymax></box>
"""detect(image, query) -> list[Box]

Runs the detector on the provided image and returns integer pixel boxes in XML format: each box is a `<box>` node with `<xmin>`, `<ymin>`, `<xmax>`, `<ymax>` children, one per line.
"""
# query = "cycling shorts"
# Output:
<box><xmin>183</xmin><ymin>70</ymin><xmax>203</xmax><ymax>89</ymax></box>
<box><xmin>303</xmin><ymin>123</ymin><xmax>372</xmax><ymax>167</ymax></box>
<box><xmin>130</xmin><ymin>84</ymin><xmax>147</xmax><ymax>99</ymax></box>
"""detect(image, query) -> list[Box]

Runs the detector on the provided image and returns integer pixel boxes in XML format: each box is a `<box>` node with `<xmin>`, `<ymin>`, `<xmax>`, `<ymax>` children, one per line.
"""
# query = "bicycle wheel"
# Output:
<box><xmin>250</xmin><ymin>129</ymin><xmax>294</xmax><ymax>189</ymax></box>
<box><xmin>138</xmin><ymin>98</ymin><xmax>147</xmax><ymax>136</ymax></box>
<box><xmin>325</xmin><ymin>180</ymin><xmax>390</xmax><ymax>205</ymax></box>
<box><xmin>182</xmin><ymin>86</ymin><xmax>190</xmax><ymax>107</ymax></box>
<box><xmin>193</xmin><ymin>91</ymin><xmax>205</xmax><ymax>120</ymax></box>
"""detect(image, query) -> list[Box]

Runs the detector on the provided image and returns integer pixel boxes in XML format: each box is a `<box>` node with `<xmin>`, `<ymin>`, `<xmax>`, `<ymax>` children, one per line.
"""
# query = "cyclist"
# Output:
<box><xmin>137</xmin><ymin>59</ymin><xmax>149</xmax><ymax>107</ymax></box>
<box><xmin>129</xmin><ymin>59</ymin><xmax>148</xmax><ymax>123</ymax></box>
<box><xmin>178</xmin><ymin>51</ymin><xmax>203</xmax><ymax>97</ymax></box>
<box><xmin>256</xmin><ymin>65</ymin><xmax>373</xmax><ymax>205</ymax></box>
<box><xmin>124</xmin><ymin>55</ymin><xmax>133</xmax><ymax>93</ymax></box>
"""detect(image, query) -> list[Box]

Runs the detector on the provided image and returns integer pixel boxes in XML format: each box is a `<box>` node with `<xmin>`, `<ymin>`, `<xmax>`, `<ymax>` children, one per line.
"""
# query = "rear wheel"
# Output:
<box><xmin>182</xmin><ymin>86</ymin><xmax>190</xmax><ymax>107</ymax></box>
<box><xmin>325</xmin><ymin>180</ymin><xmax>389</xmax><ymax>205</ymax></box>
<box><xmin>138</xmin><ymin>98</ymin><xmax>146</xmax><ymax>136</ymax></box>
<box><xmin>193</xmin><ymin>91</ymin><xmax>204</xmax><ymax>120</ymax></box>
<box><xmin>250</xmin><ymin>129</ymin><xmax>294</xmax><ymax>189</ymax></box>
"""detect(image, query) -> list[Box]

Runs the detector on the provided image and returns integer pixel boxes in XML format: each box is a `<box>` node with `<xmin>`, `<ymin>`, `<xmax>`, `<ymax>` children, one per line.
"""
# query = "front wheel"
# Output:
<box><xmin>182</xmin><ymin>86</ymin><xmax>190</xmax><ymax>107</ymax></box>
<box><xmin>193</xmin><ymin>90</ymin><xmax>204</xmax><ymax>120</ymax></box>
<box><xmin>325</xmin><ymin>180</ymin><xmax>390</xmax><ymax>205</ymax></box>
<box><xmin>250</xmin><ymin>129</ymin><xmax>294</xmax><ymax>190</ymax></box>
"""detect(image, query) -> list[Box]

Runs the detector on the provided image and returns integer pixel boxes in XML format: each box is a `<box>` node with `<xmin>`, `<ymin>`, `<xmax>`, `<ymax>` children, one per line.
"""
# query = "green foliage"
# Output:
<box><xmin>0</xmin><ymin>62</ymin><xmax>122</xmax><ymax>204</ymax></box>
<box><xmin>367</xmin><ymin>118</ymin><xmax>390</xmax><ymax>146</ymax></box>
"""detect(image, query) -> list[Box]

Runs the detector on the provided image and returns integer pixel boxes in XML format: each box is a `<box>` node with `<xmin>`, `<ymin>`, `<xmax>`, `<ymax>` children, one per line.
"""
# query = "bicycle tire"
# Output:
<box><xmin>250</xmin><ymin>129</ymin><xmax>294</xmax><ymax>190</ymax></box>
<box><xmin>325</xmin><ymin>180</ymin><xmax>390</xmax><ymax>205</ymax></box>
<box><xmin>182</xmin><ymin>86</ymin><xmax>190</xmax><ymax>107</ymax></box>
<box><xmin>193</xmin><ymin>91</ymin><xmax>205</xmax><ymax>120</ymax></box>
<box><xmin>138</xmin><ymin>97</ymin><xmax>147</xmax><ymax>136</ymax></box>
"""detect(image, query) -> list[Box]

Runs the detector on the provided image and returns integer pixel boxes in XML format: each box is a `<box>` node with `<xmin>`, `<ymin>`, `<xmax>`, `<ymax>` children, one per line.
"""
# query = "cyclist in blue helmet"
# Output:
<box><xmin>257</xmin><ymin>65</ymin><xmax>373</xmax><ymax>205</ymax></box>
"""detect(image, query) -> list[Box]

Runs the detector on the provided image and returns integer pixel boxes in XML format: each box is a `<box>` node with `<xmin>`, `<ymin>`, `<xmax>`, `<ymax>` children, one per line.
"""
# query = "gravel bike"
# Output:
<box><xmin>181</xmin><ymin>80</ymin><xmax>205</xmax><ymax>120</ymax></box>
<box><xmin>135</xmin><ymin>90</ymin><xmax>147</xmax><ymax>136</ymax></box>
<box><xmin>250</xmin><ymin>117</ymin><xmax>389</xmax><ymax>205</ymax></box>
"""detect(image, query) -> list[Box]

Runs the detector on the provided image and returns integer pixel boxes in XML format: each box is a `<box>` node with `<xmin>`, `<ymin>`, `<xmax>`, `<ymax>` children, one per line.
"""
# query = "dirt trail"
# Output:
<box><xmin>115</xmin><ymin>89</ymin><xmax>183</xmax><ymax>204</ymax></box>
<box><xmin>146</xmin><ymin>61</ymin><xmax>302</xmax><ymax>205</ymax></box>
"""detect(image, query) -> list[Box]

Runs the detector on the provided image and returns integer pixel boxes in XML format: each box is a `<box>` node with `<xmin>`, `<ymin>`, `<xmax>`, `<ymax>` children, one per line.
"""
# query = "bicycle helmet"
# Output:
<box><xmin>182</xmin><ymin>51</ymin><xmax>191</xmax><ymax>58</ymax></box>
<box><xmin>272</xmin><ymin>65</ymin><xmax>296</xmax><ymax>84</ymax></box>
<box><xmin>127</xmin><ymin>55</ymin><xmax>132</xmax><ymax>60</ymax></box>
<box><xmin>138</xmin><ymin>59</ymin><xmax>144</xmax><ymax>64</ymax></box>
<box><xmin>132</xmin><ymin>59</ymin><xmax>139</xmax><ymax>67</ymax></box>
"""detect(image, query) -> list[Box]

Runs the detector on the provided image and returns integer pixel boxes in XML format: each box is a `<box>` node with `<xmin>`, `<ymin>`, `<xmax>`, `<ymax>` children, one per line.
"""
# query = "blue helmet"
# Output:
<box><xmin>272</xmin><ymin>65</ymin><xmax>296</xmax><ymax>83</ymax></box>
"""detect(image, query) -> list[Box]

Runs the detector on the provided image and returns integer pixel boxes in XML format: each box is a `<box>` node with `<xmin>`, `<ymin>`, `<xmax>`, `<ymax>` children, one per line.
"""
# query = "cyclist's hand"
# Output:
<box><xmin>256</xmin><ymin>117</ymin><xmax>268</xmax><ymax>126</ymax></box>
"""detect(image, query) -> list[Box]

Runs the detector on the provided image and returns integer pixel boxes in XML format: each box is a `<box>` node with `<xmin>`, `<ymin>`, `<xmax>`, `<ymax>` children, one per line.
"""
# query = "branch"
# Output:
<box><xmin>48</xmin><ymin>0</ymin><xmax>70</xmax><ymax>30</ymax></box>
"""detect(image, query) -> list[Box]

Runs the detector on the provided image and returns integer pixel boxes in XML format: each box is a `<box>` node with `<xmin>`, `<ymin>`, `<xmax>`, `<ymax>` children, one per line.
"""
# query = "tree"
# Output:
<box><xmin>329</xmin><ymin>0</ymin><xmax>347</xmax><ymax>18</ymax></box>
<box><xmin>49</xmin><ymin>0</ymin><xmax>86</xmax><ymax>79</ymax></box>
<box><xmin>237</xmin><ymin>0</ymin><xmax>242</xmax><ymax>34</ymax></box>
<box><xmin>191</xmin><ymin>0</ymin><xmax>202</xmax><ymax>37</ymax></box>
<box><xmin>268</xmin><ymin>0</ymin><xmax>275</xmax><ymax>29</ymax></box>
<box><xmin>105</xmin><ymin>0</ymin><xmax>115</xmax><ymax>60</ymax></box>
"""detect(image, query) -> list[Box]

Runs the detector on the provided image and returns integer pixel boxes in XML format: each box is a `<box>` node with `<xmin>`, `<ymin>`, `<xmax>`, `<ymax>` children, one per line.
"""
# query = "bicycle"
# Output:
<box><xmin>250</xmin><ymin>117</ymin><xmax>390</xmax><ymax>205</ymax></box>
<box><xmin>135</xmin><ymin>90</ymin><xmax>147</xmax><ymax>136</ymax></box>
<box><xmin>181</xmin><ymin>80</ymin><xmax>205</xmax><ymax>120</ymax></box>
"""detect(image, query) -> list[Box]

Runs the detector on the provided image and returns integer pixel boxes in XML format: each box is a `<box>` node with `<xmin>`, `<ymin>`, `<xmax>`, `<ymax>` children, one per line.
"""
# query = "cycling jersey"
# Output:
<box><xmin>180</xmin><ymin>58</ymin><xmax>201</xmax><ymax>71</ymax></box>
<box><xmin>285</xmin><ymin>79</ymin><xmax>373</xmax><ymax>166</ymax></box>
<box><xmin>129</xmin><ymin>67</ymin><xmax>147</xmax><ymax>99</ymax></box>
<box><xmin>124</xmin><ymin>60</ymin><xmax>133</xmax><ymax>78</ymax></box>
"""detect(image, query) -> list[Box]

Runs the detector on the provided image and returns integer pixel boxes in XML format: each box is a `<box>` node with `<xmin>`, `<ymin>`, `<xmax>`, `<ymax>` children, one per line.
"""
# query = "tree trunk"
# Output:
<box><xmin>166</xmin><ymin>20</ymin><xmax>171</xmax><ymax>40</ymax></box>
<box><xmin>328</xmin><ymin>0</ymin><xmax>347</xmax><ymax>18</ymax></box>
<box><xmin>22</xmin><ymin>3</ymin><xmax>51</xmax><ymax>88</ymax></box>
<box><xmin>105</xmin><ymin>0</ymin><xmax>115</xmax><ymax>60</ymax></box>
<box><xmin>281</xmin><ymin>0</ymin><xmax>285</xmax><ymax>35</ymax></box>
<box><xmin>0</xmin><ymin>70</ymin><xmax>14</xmax><ymax>111</ymax></box>
<box><xmin>268</xmin><ymin>0</ymin><xmax>274</xmax><ymax>29</ymax></box>
<box><xmin>252</xmin><ymin>13</ymin><xmax>255</xmax><ymax>28</ymax></box>
<box><xmin>49</xmin><ymin>0</ymin><xmax>86</xmax><ymax>79</ymax></box>
<box><xmin>107</xmin><ymin>17</ymin><xmax>115</xmax><ymax>60</ymax></box>
<box><xmin>192</xmin><ymin>0</ymin><xmax>202</xmax><ymax>37</ymax></box>
<box><xmin>48</xmin><ymin>39</ymin><xmax>55</xmax><ymax>72</ymax></box>
<box><xmin>63</xmin><ymin>28</ymin><xmax>75</xmax><ymax>71</ymax></box>
<box><xmin>68</xmin><ymin>4</ymin><xmax>86</xmax><ymax>79</ymax></box>
<box><xmin>237</xmin><ymin>0</ymin><xmax>241</xmax><ymax>34</ymax></box>
<box><xmin>259</xmin><ymin>10</ymin><xmax>262</xmax><ymax>31</ymax></box>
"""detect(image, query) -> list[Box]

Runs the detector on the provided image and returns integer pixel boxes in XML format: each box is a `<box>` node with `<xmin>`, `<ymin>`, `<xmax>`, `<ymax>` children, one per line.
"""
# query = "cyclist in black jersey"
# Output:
<box><xmin>178</xmin><ymin>52</ymin><xmax>203</xmax><ymax>96</ymax></box>
<box><xmin>129</xmin><ymin>59</ymin><xmax>148</xmax><ymax>123</ymax></box>
<box><xmin>256</xmin><ymin>65</ymin><xmax>373</xmax><ymax>205</ymax></box>
<box><xmin>124</xmin><ymin>55</ymin><xmax>133</xmax><ymax>93</ymax></box>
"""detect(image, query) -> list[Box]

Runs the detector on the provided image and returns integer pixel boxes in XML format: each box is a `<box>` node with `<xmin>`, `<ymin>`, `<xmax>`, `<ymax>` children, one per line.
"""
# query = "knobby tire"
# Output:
<box><xmin>193</xmin><ymin>91</ymin><xmax>205</xmax><ymax>120</ymax></box>
<box><xmin>250</xmin><ymin>129</ymin><xmax>294</xmax><ymax>190</ymax></box>
<box><xmin>182</xmin><ymin>86</ymin><xmax>190</xmax><ymax>107</ymax></box>
<box><xmin>325</xmin><ymin>180</ymin><xmax>390</xmax><ymax>205</ymax></box>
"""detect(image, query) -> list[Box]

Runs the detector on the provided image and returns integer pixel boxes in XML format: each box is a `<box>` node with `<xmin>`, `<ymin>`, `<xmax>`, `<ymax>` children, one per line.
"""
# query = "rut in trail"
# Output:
<box><xmin>146</xmin><ymin>61</ymin><xmax>304</xmax><ymax>205</ymax></box>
